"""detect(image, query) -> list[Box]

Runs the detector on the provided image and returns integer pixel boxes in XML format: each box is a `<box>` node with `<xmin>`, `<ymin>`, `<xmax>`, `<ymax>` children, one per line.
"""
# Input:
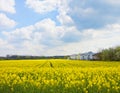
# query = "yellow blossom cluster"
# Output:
<box><xmin>0</xmin><ymin>59</ymin><xmax>120</xmax><ymax>93</ymax></box>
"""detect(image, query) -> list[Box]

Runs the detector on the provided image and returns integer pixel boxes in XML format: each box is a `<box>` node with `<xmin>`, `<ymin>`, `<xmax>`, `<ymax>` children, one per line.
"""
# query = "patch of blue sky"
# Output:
<box><xmin>7</xmin><ymin>0</ymin><xmax>60</xmax><ymax>28</ymax></box>
<box><xmin>69</xmin><ymin>0</ymin><xmax>120</xmax><ymax>30</ymax></box>
<box><xmin>61</xmin><ymin>33</ymin><xmax>81</xmax><ymax>43</ymax></box>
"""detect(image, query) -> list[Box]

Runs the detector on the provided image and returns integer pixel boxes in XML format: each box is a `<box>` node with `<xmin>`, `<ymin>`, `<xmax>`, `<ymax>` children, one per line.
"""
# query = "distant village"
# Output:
<box><xmin>69</xmin><ymin>51</ymin><xmax>99</xmax><ymax>60</ymax></box>
<box><xmin>0</xmin><ymin>46</ymin><xmax>120</xmax><ymax>61</ymax></box>
<box><xmin>0</xmin><ymin>51</ymin><xmax>98</xmax><ymax>60</ymax></box>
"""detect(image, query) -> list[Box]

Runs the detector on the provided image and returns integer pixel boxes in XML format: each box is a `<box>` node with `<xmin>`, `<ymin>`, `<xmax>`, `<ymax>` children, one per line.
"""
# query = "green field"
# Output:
<box><xmin>0</xmin><ymin>59</ymin><xmax>120</xmax><ymax>93</ymax></box>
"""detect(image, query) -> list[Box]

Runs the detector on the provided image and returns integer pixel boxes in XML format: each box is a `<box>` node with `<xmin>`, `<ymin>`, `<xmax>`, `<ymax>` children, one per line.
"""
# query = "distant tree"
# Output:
<box><xmin>100</xmin><ymin>49</ymin><xmax>109</xmax><ymax>61</ymax></box>
<box><xmin>115</xmin><ymin>46</ymin><xmax>120</xmax><ymax>61</ymax></box>
<box><xmin>108</xmin><ymin>48</ymin><xmax>115</xmax><ymax>61</ymax></box>
<box><xmin>98</xmin><ymin>46</ymin><xmax>120</xmax><ymax>61</ymax></box>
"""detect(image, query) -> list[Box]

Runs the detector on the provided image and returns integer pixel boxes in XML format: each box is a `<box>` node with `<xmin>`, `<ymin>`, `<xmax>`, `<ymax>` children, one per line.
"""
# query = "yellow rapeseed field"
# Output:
<box><xmin>0</xmin><ymin>59</ymin><xmax>120</xmax><ymax>93</ymax></box>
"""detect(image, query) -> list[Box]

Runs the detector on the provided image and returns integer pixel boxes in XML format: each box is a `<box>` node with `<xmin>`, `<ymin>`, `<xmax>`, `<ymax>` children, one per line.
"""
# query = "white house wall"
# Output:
<box><xmin>70</xmin><ymin>52</ymin><xmax>94</xmax><ymax>60</ymax></box>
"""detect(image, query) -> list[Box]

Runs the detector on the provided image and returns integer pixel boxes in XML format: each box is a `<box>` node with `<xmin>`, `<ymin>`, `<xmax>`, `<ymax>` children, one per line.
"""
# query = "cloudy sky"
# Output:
<box><xmin>0</xmin><ymin>0</ymin><xmax>120</xmax><ymax>56</ymax></box>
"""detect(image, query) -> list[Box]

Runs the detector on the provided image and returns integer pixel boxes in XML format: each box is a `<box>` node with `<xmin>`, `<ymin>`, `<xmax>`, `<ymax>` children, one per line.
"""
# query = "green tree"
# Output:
<box><xmin>115</xmin><ymin>46</ymin><xmax>120</xmax><ymax>61</ymax></box>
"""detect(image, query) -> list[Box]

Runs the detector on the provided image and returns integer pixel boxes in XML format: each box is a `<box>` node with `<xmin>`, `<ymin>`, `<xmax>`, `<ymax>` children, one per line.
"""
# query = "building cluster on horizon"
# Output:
<box><xmin>0</xmin><ymin>51</ymin><xmax>99</xmax><ymax>60</ymax></box>
<box><xmin>69</xmin><ymin>51</ymin><xmax>99</xmax><ymax>60</ymax></box>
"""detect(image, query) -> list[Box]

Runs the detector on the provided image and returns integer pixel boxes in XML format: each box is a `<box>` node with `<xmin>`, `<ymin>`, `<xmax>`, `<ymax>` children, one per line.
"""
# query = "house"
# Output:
<box><xmin>69</xmin><ymin>51</ymin><xmax>95</xmax><ymax>60</ymax></box>
<box><xmin>80</xmin><ymin>51</ymin><xmax>94</xmax><ymax>60</ymax></box>
<box><xmin>69</xmin><ymin>54</ymin><xmax>80</xmax><ymax>59</ymax></box>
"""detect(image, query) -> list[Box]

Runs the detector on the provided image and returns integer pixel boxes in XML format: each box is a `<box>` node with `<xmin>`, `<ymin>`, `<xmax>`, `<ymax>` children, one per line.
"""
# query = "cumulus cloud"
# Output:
<box><xmin>1</xmin><ymin>0</ymin><xmax>120</xmax><ymax>56</ymax></box>
<box><xmin>71</xmin><ymin>7</ymin><xmax>95</xmax><ymax>17</ymax></box>
<box><xmin>45</xmin><ymin>23</ymin><xmax>120</xmax><ymax>55</ymax></box>
<box><xmin>57</xmin><ymin>13</ymin><xmax>74</xmax><ymax>26</ymax></box>
<box><xmin>0</xmin><ymin>13</ymin><xmax>17</xmax><ymax>29</ymax></box>
<box><xmin>69</xmin><ymin>1</ymin><xmax>120</xmax><ymax>29</ymax></box>
<box><xmin>74</xmin><ymin>23</ymin><xmax>120</xmax><ymax>53</ymax></box>
<box><xmin>2</xmin><ymin>18</ymin><xmax>81</xmax><ymax>55</ymax></box>
<box><xmin>2</xmin><ymin>14</ymin><xmax>120</xmax><ymax>56</ymax></box>
<box><xmin>25</xmin><ymin>0</ymin><xmax>120</xmax><ymax>30</ymax></box>
<box><xmin>26</xmin><ymin>0</ymin><xmax>59</xmax><ymax>14</ymax></box>
<box><xmin>25</xmin><ymin>0</ymin><xmax>74</xmax><ymax>27</ymax></box>
<box><xmin>0</xmin><ymin>38</ymin><xmax>14</xmax><ymax>56</ymax></box>
<box><xmin>3</xmin><ymin>18</ymin><xmax>80</xmax><ymax>44</ymax></box>
<box><xmin>26</xmin><ymin>0</ymin><xmax>72</xmax><ymax>14</ymax></box>
<box><xmin>103</xmin><ymin>0</ymin><xmax>120</xmax><ymax>5</ymax></box>
<box><xmin>0</xmin><ymin>38</ymin><xmax>7</xmax><ymax>47</ymax></box>
<box><xmin>82</xmin><ymin>24</ymin><xmax>120</xmax><ymax>40</ymax></box>
<box><xmin>0</xmin><ymin>0</ymin><xmax>16</xmax><ymax>13</ymax></box>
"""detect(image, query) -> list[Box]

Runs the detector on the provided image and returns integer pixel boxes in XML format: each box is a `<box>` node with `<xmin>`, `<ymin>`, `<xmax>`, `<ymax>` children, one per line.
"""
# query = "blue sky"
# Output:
<box><xmin>0</xmin><ymin>0</ymin><xmax>120</xmax><ymax>56</ymax></box>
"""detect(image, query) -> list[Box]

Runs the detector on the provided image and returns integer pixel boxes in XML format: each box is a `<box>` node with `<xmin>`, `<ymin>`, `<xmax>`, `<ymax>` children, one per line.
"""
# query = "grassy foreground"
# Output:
<box><xmin>0</xmin><ymin>59</ymin><xmax>120</xmax><ymax>93</ymax></box>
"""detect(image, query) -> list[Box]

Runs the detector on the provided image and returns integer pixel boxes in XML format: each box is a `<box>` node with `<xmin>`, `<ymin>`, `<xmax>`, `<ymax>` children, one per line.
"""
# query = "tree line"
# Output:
<box><xmin>98</xmin><ymin>46</ymin><xmax>120</xmax><ymax>61</ymax></box>
<box><xmin>0</xmin><ymin>55</ymin><xmax>68</xmax><ymax>60</ymax></box>
<box><xmin>0</xmin><ymin>46</ymin><xmax>120</xmax><ymax>61</ymax></box>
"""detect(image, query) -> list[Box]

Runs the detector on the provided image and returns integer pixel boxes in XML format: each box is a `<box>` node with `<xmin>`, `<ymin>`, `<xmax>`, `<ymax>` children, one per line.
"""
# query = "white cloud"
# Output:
<box><xmin>2</xmin><ymin>18</ymin><xmax>81</xmax><ymax>56</ymax></box>
<box><xmin>0</xmin><ymin>39</ymin><xmax>14</xmax><ymax>50</ymax></box>
<box><xmin>26</xmin><ymin>0</ymin><xmax>74</xmax><ymax>27</ymax></box>
<box><xmin>57</xmin><ymin>0</ymin><xmax>71</xmax><ymax>14</ymax></box>
<box><xmin>0</xmin><ymin>38</ymin><xmax>6</xmax><ymax>47</ymax></box>
<box><xmin>82</xmin><ymin>24</ymin><xmax>120</xmax><ymax>40</ymax></box>
<box><xmin>56</xmin><ymin>0</ymin><xmax>74</xmax><ymax>27</ymax></box>
<box><xmin>0</xmin><ymin>38</ymin><xmax>14</xmax><ymax>56</ymax></box>
<box><xmin>39</xmin><ymin>23</ymin><xmax>120</xmax><ymax>55</ymax></box>
<box><xmin>1</xmin><ymin>1</ymin><xmax>120</xmax><ymax>56</ymax></box>
<box><xmin>71</xmin><ymin>7</ymin><xmax>96</xmax><ymax>17</ymax></box>
<box><xmin>1</xmin><ymin>0</ymin><xmax>120</xmax><ymax>56</ymax></box>
<box><xmin>71</xmin><ymin>23</ymin><xmax>120</xmax><ymax>53</ymax></box>
<box><xmin>57</xmin><ymin>13</ymin><xmax>74</xmax><ymax>26</ymax></box>
<box><xmin>0</xmin><ymin>13</ymin><xmax>16</xmax><ymax>29</ymax></box>
<box><xmin>0</xmin><ymin>0</ymin><xmax>16</xmax><ymax>13</ymax></box>
<box><xmin>103</xmin><ymin>0</ymin><xmax>120</xmax><ymax>5</ymax></box>
<box><xmin>3</xmin><ymin>18</ymin><xmax>79</xmax><ymax>43</ymax></box>
<box><xmin>26</xmin><ymin>0</ymin><xmax>71</xmax><ymax>14</ymax></box>
<box><xmin>26</xmin><ymin>0</ymin><xmax>59</xmax><ymax>14</ymax></box>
